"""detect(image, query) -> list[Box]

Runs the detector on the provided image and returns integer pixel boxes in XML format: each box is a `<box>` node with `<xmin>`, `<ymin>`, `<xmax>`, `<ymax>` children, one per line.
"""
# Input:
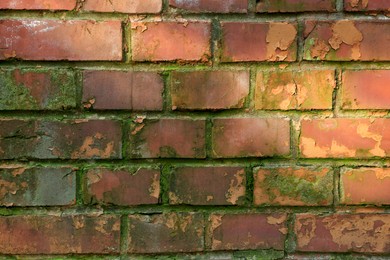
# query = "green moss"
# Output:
<box><xmin>233</xmin><ymin>249</ymin><xmax>285</xmax><ymax>260</ymax></box>
<box><xmin>46</xmin><ymin>70</ymin><xmax>77</xmax><ymax>109</ymax></box>
<box><xmin>159</xmin><ymin>146</ymin><xmax>178</xmax><ymax>158</ymax></box>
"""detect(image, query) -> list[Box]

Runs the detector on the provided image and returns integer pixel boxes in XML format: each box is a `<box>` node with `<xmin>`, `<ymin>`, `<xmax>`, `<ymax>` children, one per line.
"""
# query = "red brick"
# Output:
<box><xmin>85</xmin><ymin>168</ymin><xmax>160</xmax><ymax>206</ymax></box>
<box><xmin>300</xmin><ymin>118</ymin><xmax>390</xmax><ymax>158</ymax></box>
<box><xmin>295</xmin><ymin>213</ymin><xmax>390</xmax><ymax>253</ymax></box>
<box><xmin>0</xmin><ymin>0</ymin><xmax>76</xmax><ymax>10</ymax></box>
<box><xmin>0</xmin><ymin>120</ymin><xmax>122</xmax><ymax>159</ymax></box>
<box><xmin>256</xmin><ymin>70</ymin><xmax>335</xmax><ymax>110</ymax></box>
<box><xmin>0</xmin><ymin>69</ymin><xmax>76</xmax><ymax>110</ymax></box>
<box><xmin>257</xmin><ymin>0</ymin><xmax>336</xmax><ymax>12</ymax></box>
<box><xmin>131</xmin><ymin>22</ymin><xmax>211</xmax><ymax>62</ymax></box>
<box><xmin>0</xmin><ymin>19</ymin><xmax>122</xmax><ymax>61</ymax></box>
<box><xmin>0</xmin><ymin>215</ymin><xmax>120</xmax><ymax>254</ymax></box>
<box><xmin>304</xmin><ymin>20</ymin><xmax>390</xmax><ymax>61</ymax></box>
<box><xmin>254</xmin><ymin>167</ymin><xmax>333</xmax><ymax>206</ymax></box>
<box><xmin>344</xmin><ymin>0</ymin><xmax>390</xmax><ymax>12</ymax></box>
<box><xmin>171</xmin><ymin>70</ymin><xmax>249</xmax><ymax>110</ymax></box>
<box><xmin>0</xmin><ymin>167</ymin><xmax>75</xmax><ymax>206</ymax></box>
<box><xmin>83</xmin><ymin>0</ymin><xmax>162</xmax><ymax>13</ymax></box>
<box><xmin>83</xmin><ymin>71</ymin><xmax>163</xmax><ymax>111</ymax></box>
<box><xmin>129</xmin><ymin>118</ymin><xmax>205</xmax><ymax>158</ymax></box>
<box><xmin>208</xmin><ymin>213</ymin><xmax>287</xmax><ymax>250</ymax></box>
<box><xmin>211</xmin><ymin>118</ymin><xmax>290</xmax><ymax>158</ymax></box>
<box><xmin>128</xmin><ymin>212</ymin><xmax>204</xmax><ymax>253</ymax></box>
<box><xmin>221</xmin><ymin>22</ymin><xmax>297</xmax><ymax>62</ymax></box>
<box><xmin>169</xmin><ymin>167</ymin><xmax>246</xmax><ymax>205</ymax></box>
<box><xmin>342</xmin><ymin>70</ymin><xmax>390</xmax><ymax>110</ymax></box>
<box><xmin>341</xmin><ymin>167</ymin><xmax>390</xmax><ymax>205</ymax></box>
<box><xmin>169</xmin><ymin>0</ymin><xmax>247</xmax><ymax>13</ymax></box>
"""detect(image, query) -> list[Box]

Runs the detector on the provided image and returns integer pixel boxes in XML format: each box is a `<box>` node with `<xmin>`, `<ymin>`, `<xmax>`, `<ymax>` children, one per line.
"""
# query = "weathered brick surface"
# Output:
<box><xmin>211</xmin><ymin>118</ymin><xmax>290</xmax><ymax>158</ymax></box>
<box><xmin>85</xmin><ymin>168</ymin><xmax>160</xmax><ymax>205</ymax></box>
<box><xmin>254</xmin><ymin>167</ymin><xmax>333</xmax><ymax>206</ymax></box>
<box><xmin>208</xmin><ymin>213</ymin><xmax>287</xmax><ymax>250</ymax></box>
<box><xmin>300</xmin><ymin>118</ymin><xmax>390</xmax><ymax>158</ymax></box>
<box><xmin>0</xmin><ymin>0</ymin><xmax>76</xmax><ymax>10</ymax></box>
<box><xmin>83</xmin><ymin>0</ymin><xmax>162</xmax><ymax>13</ymax></box>
<box><xmin>131</xmin><ymin>22</ymin><xmax>211</xmax><ymax>61</ymax></box>
<box><xmin>0</xmin><ymin>69</ymin><xmax>76</xmax><ymax>110</ymax></box>
<box><xmin>83</xmin><ymin>71</ymin><xmax>163</xmax><ymax>110</ymax></box>
<box><xmin>0</xmin><ymin>167</ymin><xmax>76</xmax><ymax>206</ymax></box>
<box><xmin>257</xmin><ymin>0</ymin><xmax>336</xmax><ymax>12</ymax></box>
<box><xmin>295</xmin><ymin>214</ymin><xmax>390</xmax><ymax>253</ymax></box>
<box><xmin>221</xmin><ymin>22</ymin><xmax>297</xmax><ymax>62</ymax></box>
<box><xmin>304</xmin><ymin>20</ymin><xmax>390</xmax><ymax>61</ymax></box>
<box><xmin>342</xmin><ymin>70</ymin><xmax>390</xmax><ymax>110</ymax></box>
<box><xmin>169</xmin><ymin>0</ymin><xmax>248</xmax><ymax>13</ymax></box>
<box><xmin>171</xmin><ymin>70</ymin><xmax>249</xmax><ymax>110</ymax></box>
<box><xmin>169</xmin><ymin>167</ymin><xmax>246</xmax><ymax>205</ymax></box>
<box><xmin>341</xmin><ymin>167</ymin><xmax>390</xmax><ymax>205</ymax></box>
<box><xmin>128</xmin><ymin>212</ymin><xmax>204</xmax><ymax>253</ymax></box>
<box><xmin>129</xmin><ymin>118</ymin><xmax>206</xmax><ymax>158</ymax></box>
<box><xmin>0</xmin><ymin>120</ymin><xmax>122</xmax><ymax>159</ymax></box>
<box><xmin>344</xmin><ymin>0</ymin><xmax>390</xmax><ymax>12</ymax></box>
<box><xmin>256</xmin><ymin>70</ymin><xmax>335</xmax><ymax>110</ymax></box>
<box><xmin>0</xmin><ymin>215</ymin><xmax>120</xmax><ymax>254</ymax></box>
<box><xmin>0</xmin><ymin>19</ymin><xmax>122</xmax><ymax>61</ymax></box>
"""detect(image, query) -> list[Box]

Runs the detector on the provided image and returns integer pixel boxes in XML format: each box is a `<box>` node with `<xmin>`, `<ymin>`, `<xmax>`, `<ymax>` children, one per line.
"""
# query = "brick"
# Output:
<box><xmin>304</xmin><ymin>20</ymin><xmax>390</xmax><ymax>61</ymax></box>
<box><xmin>295</xmin><ymin>213</ymin><xmax>390</xmax><ymax>253</ymax></box>
<box><xmin>221</xmin><ymin>22</ymin><xmax>297</xmax><ymax>62</ymax></box>
<box><xmin>208</xmin><ymin>213</ymin><xmax>287</xmax><ymax>250</ymax></box>
<box><xmin>0</xmin><ymin>215</ymin><xmax>120</xmax><ymax>254</ymax></box>
<box><xmin>254</xmin><ymin>167</ymin><xmax>333</xmax><ymax>206</ymax></box>
<box><xmin>0</xmin><ymin>69</ymin><xmax>76</xmax><ymax>110</ymax></box>
<box><xmin>169</xmin><ymin>167</ymin><xmax>246</xmax><ymax>205</ymax></box>
<box><xmin>0</xmin><ymin>19</ymin><xmax>122</xmax><ymax>61</ymax></box>
<box><xmin>341</xmin><ymin>167</ymin><xmax>390</xmax><ymax>205</ymax></box>
<box><xmin>211</xmin><ymin>118</ymin><xmax>290</xmax><ymax>158</ymax></box>
<box><xmin>0</xmin><ymin>167</ymin><xmax>75</xmax><ymax>207</ymax></box>
<box><xmin>82</xmin><ymin>71</ymin><xmax>163</xmax><ymax>111</ymax></box>
<box><xmin>0</xmin><ymin>0</ymin><xmax>76</xmax><ymax>10</ymax></box>
<box><xmin>129</xmin><ymin>118</ymin><xmax>205</xmax><ymax>158</ymax></box>
<box><xmin>83</xmin><ymin>0</ymin><xmax>162</xmax><ymax>13</ymax></box>
<box><xmin>131</xmin><ymin>22</ymin><xmax>211</xmax><ymax>62</ymax></box>
<box><xmin>256</xmin><ymin>70</ymin><xmax>335</xmax><ymax>110</ymax></box>
<box><xmin>344</xmin><ymin>0</ymin><xmax>390</xmax><ymax>12</ymax></box>
<box><xmin>128</xmin><ymin>212</ymin><xmax>204</xmax><ymax>253</ymax></box>
<box><xmin>171</xmin><ymin>70</ymin><xmax>249</xmax><ymax>110</ymax></box>
<box><xmin>0</xmin><ymin>120</ymin><xmax>122</xmax><ymax>159</ymax></box>
<box><xmin>169</xmin><ymin>0</ymin><xmax>247</xmax><ymax>13</ymax></box>
<box><xmin>342</xmin><ymin>70</ymin><xmax>390</xmax><ymax>110</ymax></box>
<box><xmin>300</xmin><ymin>118</ymin><xmax>390</xmax><ymax>158</ymax></box>
<box><xmin>85</xmin><ymin>168</ymin><xmax>160</xmax><ymax>206</ymax></box>
<box><xmin>257</xmin><ymin>0</ymin><xmax>336</xmax><ymax>12</ymax></box>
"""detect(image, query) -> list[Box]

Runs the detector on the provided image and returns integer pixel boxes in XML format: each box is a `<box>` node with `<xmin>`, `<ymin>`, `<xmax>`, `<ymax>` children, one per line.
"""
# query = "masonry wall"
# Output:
<box><xmin>0</xmin><ymin>0</ymin><xmax>390</xmax><ymax>259</ymax></box>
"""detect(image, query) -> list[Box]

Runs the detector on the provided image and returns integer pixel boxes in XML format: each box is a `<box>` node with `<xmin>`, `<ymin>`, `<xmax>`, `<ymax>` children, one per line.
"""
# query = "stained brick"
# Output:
<box><xmin>342</xmin><ymin>70</ymin><xmax>390</xmax><ymax>110</ymax></box>
<box><xmin>169</xmin><ymin>0</ymin><xmax>247</xmax><ymax>13</ymax></box>
<box><xmin>0</xmin><ymin>120</ymin><xmax>122</xmax><ymax>159</ymax></box>
<box><xmin>300</xmin><ymin>118</ymin><xmax>390</xmax><ymax>158</ymax></box>
<box><xmin>171</xmin><ymin>70</ymin><xmax>249</xmax><ymax>110</ymax></box>
<box><xmin>254</xmin><ymin>167</ymin><xmax>333</xmax><ymax>206</ymax></box>
<box><xmin>221</xmin><ymin>22</ymin><xmax>297</xmax><ymax>62</ymax></box>
<box><xmin>169</xmin><ymin>167</ymin><xmax>246</xmax><ymax>205</ymax></box>
<box><xmin>0</xmin><ymin>0</ymin><xmax>76</xmax><ymax>10</ymax></box>
<box><xmin>257</xmin><ymin>0</ymin><xmax>336</xmax><ymax>12</ymax></box>
<box><xmin>341</xmin><ymin>167</ymin><xmax>390</xmax><ymax>205</ymax></box>
<box><xmin>131</xmin><ymin>22</ymin><xmax>211</xmax><ymax>62</ymax></box>
<box><xmin>208</xmin><ymin>213</ymin><xmax>287</xmax><ymax>250</ymax></box>
<box><xmin>344</xmin><ymin>0</ymin><xmax>390</xmax><ymax>12</ymax></box>
<box><xmin>85</xmin><ymin>168</ymin><xmax>160</xmax><ymax>206</ymax></box>
<box><xmin>128</xmin><ymin>212</ymin><xmax>204</xmax><ymax>253</ymax></box>
<box><xmin>83</xmin><ymin>0</ymin><xmax>162</xmax><ymax>13</ymax></box>
<box><xmin>304</xmin><ymin>20</ymin><xmax>390</xmax><ymax>61</ymax></box>
<box><xmin>295</xmin><ymin>214</ymin><xmax>390</xmax><ymax>253</ymax></box>
<box><xmin>211</xmin><ymin>118</ymin><xmax>290</xmax><ymax>158</ymax></box>
<box><xmin>83</xmin><ymin>71</ymin><xmax>163</xmax><ymax>111</ymax></box>
<box><xmin>256</xmin><ymin>70</ymin><xmax>335</xmax><ymax>110</ymax></box>
<box><xmin>0</xmin><ymin>19</ymin><xmax>122</xmax><ymax>61</ymax></box>
<box><xmin>0</xmin><ymin>215</ymin><xmax>120</xmax><ymax>254</ymax></box>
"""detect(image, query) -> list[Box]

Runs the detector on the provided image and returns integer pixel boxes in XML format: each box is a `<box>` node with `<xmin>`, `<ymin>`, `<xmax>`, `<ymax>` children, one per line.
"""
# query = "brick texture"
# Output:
<box><xmin>0</xmin><ymin>0</ymin><xmax>76</xmax><ymax>10</ymax></box>
<box><xmin>169</xmin><ymin>0</ymin><xmax>248</xmax><ymax>13</ymax></box>
<box><xmin>83</xmin><ymin>0</ymin><xmax>162</xmax><ymax>13</ymax></box>
<box><xmin>257</xmin><ymin>0</ymin><xmax>336</xmax><ymax>12</ymax></box>
<box><xmin>344</xmin><ymin>0</ymin><xmax>390</xmax><ymax>12</ymax></box>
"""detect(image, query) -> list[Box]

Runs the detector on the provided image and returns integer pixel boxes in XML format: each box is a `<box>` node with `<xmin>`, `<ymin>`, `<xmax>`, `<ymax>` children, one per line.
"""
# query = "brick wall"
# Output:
<box><xmin>0</xmin><ymin>0</ymin><xmax>390</xmax><ymax>258</ymax></box>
